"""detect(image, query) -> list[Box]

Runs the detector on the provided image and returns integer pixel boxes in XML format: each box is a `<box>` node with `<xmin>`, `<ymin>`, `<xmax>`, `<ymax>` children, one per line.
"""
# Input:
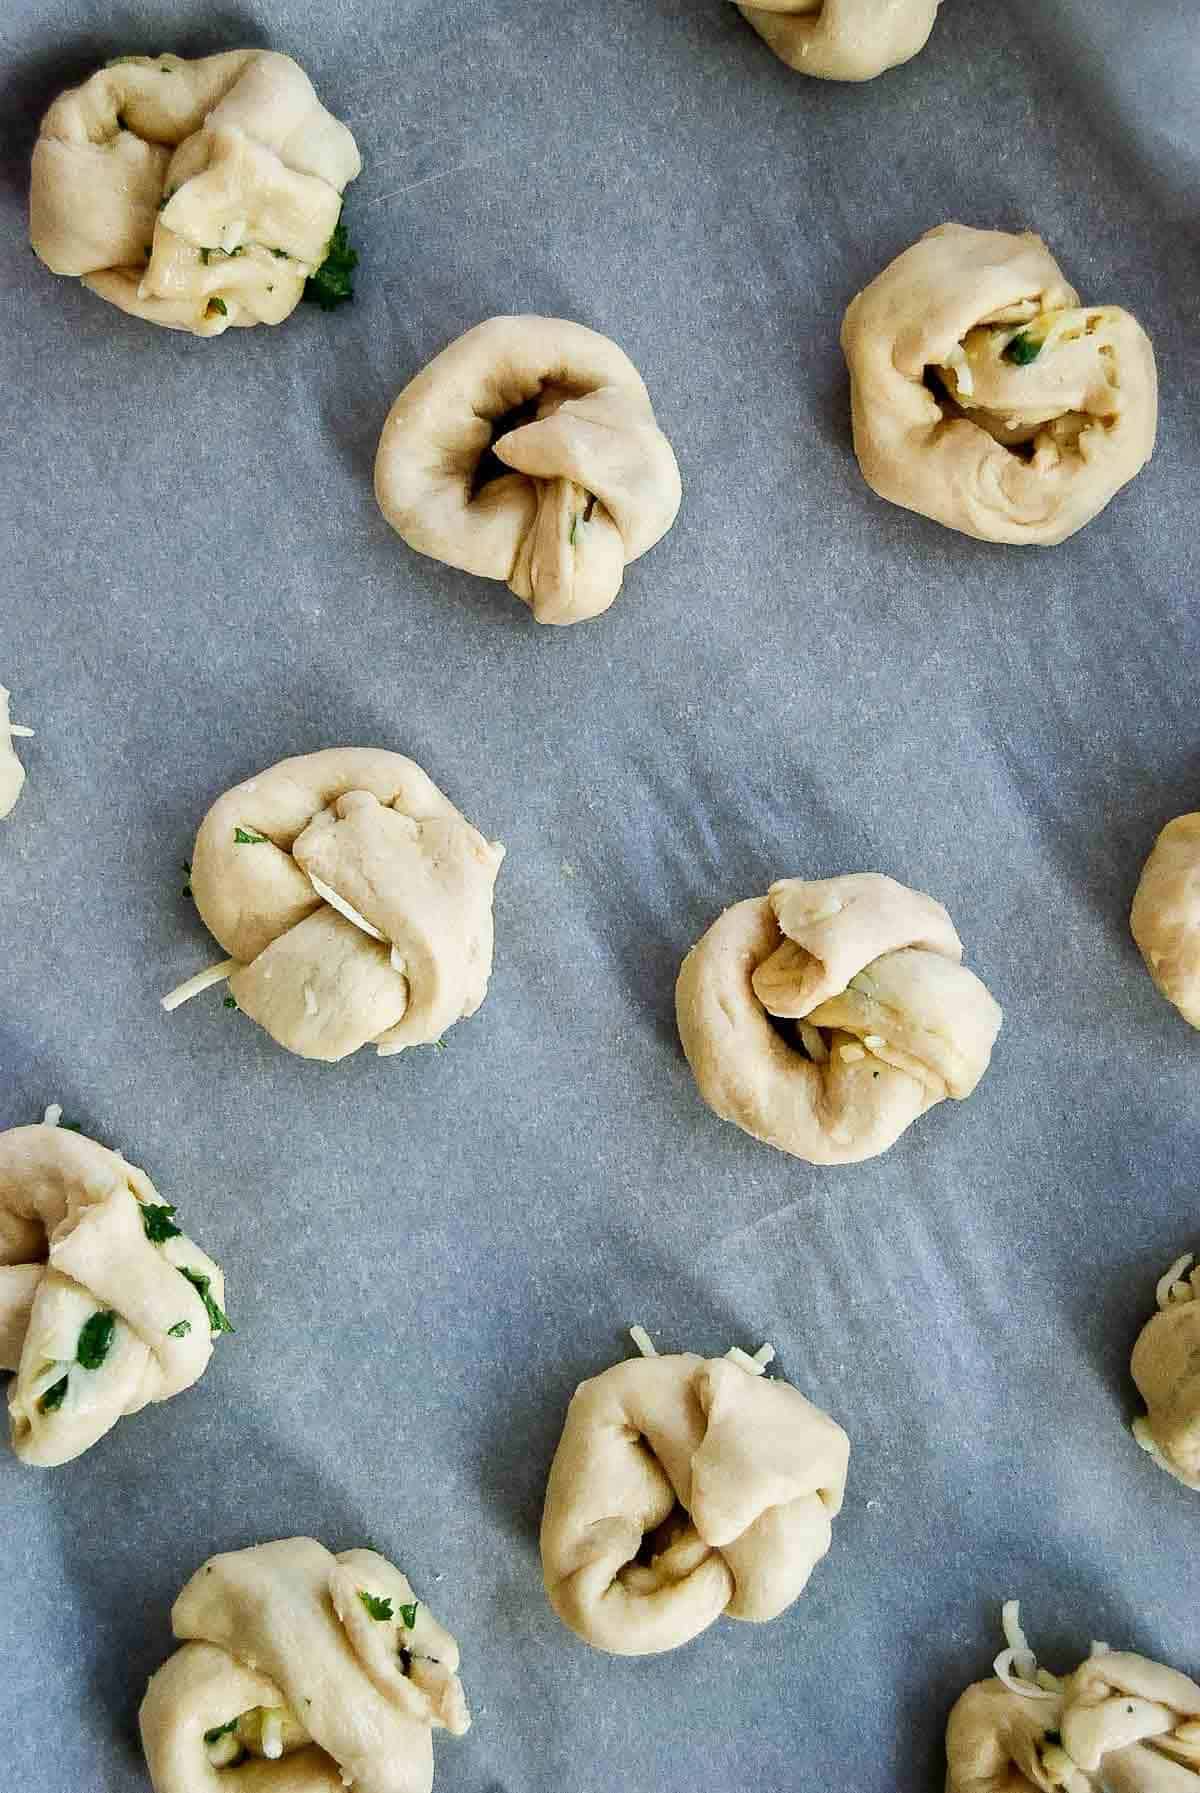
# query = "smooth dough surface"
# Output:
<box><xmin>738</xmin><ymin>0</ymin><xmax>941</xmax><ymax>82</ymax></box>
<box><xmin>140</xmin><ymin>1537</ymin><xmax>470</xmax><ymax>1793</ymax></box>
<box><xmin>30</xmin><ymin>50</ymin><xmax>360</xmax><ymax>336</ymax></box>
<box><xmin>1131</xmin><ymin>1254</ymin><xmax>1200</xmax><ymax>1492</ymax></box>
<box><xmin>0</xmin><ymin>1121</ymin><xmax>227</xmax><ymax>1466</ymax></box>
<box><xmin>374</xmin><ymin>316</ymin><xmax>681</xmax><ymax>626</ymax></box>
<box><xmin>675</xmin><ymin>873</ymin><xmax>1001</xmax><ymax>1165</ymax></box>
<box><xmin>182</xmin><ymin>748</ymin><xmax>504</xmax><ymax>1062</ymax></box>
<box><xmin>540</xmin><ymin>1348</ymin><xmax>849</xmax><ymax>1655</ymax></box>
<box><xmin>1131</xmin><ymin>815</ymin><xmax>1200</xmax><ymax>1028</ymax></box>
<box><xmin>841</xmin><ymin>223</ymin><xmax>1157</xmax><ymax>543</ymax></box>
<box><xmin>0</xmin><ymin>686</ymin><xmax>28</xmax><ymax>819</ymax></box>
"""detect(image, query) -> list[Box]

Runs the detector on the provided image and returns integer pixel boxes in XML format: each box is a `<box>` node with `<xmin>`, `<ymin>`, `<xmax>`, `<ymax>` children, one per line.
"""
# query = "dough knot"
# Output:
<box><xmin>738</xmin><ymin>0</ymin><xmax>942</xmax><ymax>83</ymax></box>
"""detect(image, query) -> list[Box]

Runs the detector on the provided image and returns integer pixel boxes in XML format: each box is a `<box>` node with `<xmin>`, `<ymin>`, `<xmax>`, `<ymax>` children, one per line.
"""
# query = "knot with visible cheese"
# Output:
<box><xmin>738</xmin><ymin>0</ymin><xmax>941</xmax><ymax>82</ymax></box>
<box><xmin>140</xmin><ymin>1538</ymin><xmax>470</xmax><ymax>1793</ymax></box>
<box><xmin>30</xmin><ymin>50</ymin><xmax>360</xmax><ymax>336</ymax></box>
<box><xmin>375</xmin><ymin>316</ymin><xmax>682</xmax><ymax>626</ymax></box>
<box><xmin>1131</xmin><ymin>814</ymin><xmax>1200</xmax><ymax>1030</ymax></box>
<box><xmin>675</xmin><ymin>872</ymin><xmax>1001</xmax><ymax>1165</ymax></box>
<box><xmin>841</xmin><ymin>224</ymin><xmax>1157</xmax><ymax>543</ymax></box>
<box><xmin>0</xmin><ymin>1120</ymin><xmax>229</xmax><ymax>1467</ymax></box>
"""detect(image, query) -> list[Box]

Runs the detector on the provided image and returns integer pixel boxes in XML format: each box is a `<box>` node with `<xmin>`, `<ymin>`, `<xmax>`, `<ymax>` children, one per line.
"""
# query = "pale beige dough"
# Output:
<box><xmin>30</xmin><ymin>50</ymin><xmax>360</xmax><ymax>337</ymax></box>
<box><xmin>738</xmin><ymin>0</ymin><xmax>941</xmax><ymax>82</ymax></box>
<box><xmin>168</xmin><ymin>748</ymin><xmax>504</xmax><ymax>1062</ymax></box>
<box><xmin>1131</xmin><ymin>815</ymin><xmax>1200</xmax><ymax>1028</ymax></box>
<box><xmin>675</xmin><ymin>872</ymin><xmax>1001</xmax><ymax>1165</ymax></box>
<box><xmin>374</xmin><ymin>316</ymin><xmax>682</xmax><ymax>626</ymax></box>
<box><xmin>540</xmin><ymin>1343</ymin><xmax>849</xmax><ymax>1655</ymax></box>
<box><xmin>140</xmin><ymin>1537</ymin><xmax>470</xmax><ymax>1793</ymax></box>
<box><xmin>841</xmin><ymin>223</ymin><xmax>1157</xmax><ymax>543</ymax></box>
<box><xmin>0</xmin><ymin>1120</ymin><xmax>228</xmax><ymax>1466</ymax></box>
<box><xmin>947</xmin><ymin>1605</ymin><xmax>1200</xmax><ymax>1791</ymax></box>
<box><xmin>0</xmin><ymin>685</ymin><xmax>32</xmax><ymax>819</ymax></box>
<box><xmin>1131</xmin><ymin>1252</ymin><xmax>1200</xmax><ymax>1493</ymax></box>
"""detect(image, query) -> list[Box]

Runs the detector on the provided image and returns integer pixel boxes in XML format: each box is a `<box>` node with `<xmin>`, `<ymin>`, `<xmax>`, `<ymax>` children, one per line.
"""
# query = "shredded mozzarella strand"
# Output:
<box><xmin>8</xmin><ymin>724</ymin><xmax>34</xmax><ymax>737</ymax></box>
<box><xmin>1002</xmin><ymin>1600</ymin><xmax>1039</xmax><ymax>1683</ymax></box>
<box><xmin>261</xmin><ymin>1711</ymin><xmax>284</xmax><ymax>1760</ymax></box>
<box><xmin>42</xmin><ymin>1103</ymin><xmax>62</xmax><ymax>1127</ymax></box>
<box><xmin>160</xmin><ymin>957</ymin><xmax>239</xmax><ymax>1011</ymax></box>
<box><xmin>375</xmin><ymin>1039</ymin><xmax>407</xmax><ymax>1058</ymax></box>
<box><xmin>1157</xmin><ymin>1253</ymin><xmax>1196</xmax><ymax>1310</ymax></box>
<box><xmin>943</xmin><ymin>342</ymin><xmax>975</xmax><ymax>398</ymax></box>
<box><xmin>993</xmin><ymin>1647</ymin><xmax>1059</xmax><ymax>1701</ymax></box>
<box><xmin>726</xmin><ymin>1341</ymin><xmax>777</xmax><ymax>1376</ymax></box>
<box><xmin>629</xmin><ymin>1325</ymin><xmax>657</xmax><ymax>1358</ymax></box>
<box><xmin>306</xmin><ymin>872</ymin><xmax>386</xmax><ymax>941</ymax></box>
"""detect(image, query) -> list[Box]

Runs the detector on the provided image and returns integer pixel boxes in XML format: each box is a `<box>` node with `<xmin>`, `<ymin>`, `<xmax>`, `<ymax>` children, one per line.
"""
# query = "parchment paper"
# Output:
<box><xmin>1</xmin><ymin>3</ymin><xmax>1198</xmax><ymax>1789</ymax></box>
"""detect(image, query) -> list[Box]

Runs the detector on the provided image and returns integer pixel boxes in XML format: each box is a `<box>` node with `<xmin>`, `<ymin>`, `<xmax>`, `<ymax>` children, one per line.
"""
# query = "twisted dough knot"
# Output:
<box><xmin>738</xmin><ymin>0</ymin><xmax>941</xmax><ymax>82</ymax></box>
<box><xmin>0</xmin><ymin>1122</ymin><xmax>227</xmax><ymax>1467</ymax></box>
<box><xmin>540</xmin><ymin>1348</ymin><xmax>849</xmax><ymax>1656</ymax></box>
<box><xmin>947</xmin><ymin>1650</ymin><xmax>1200</xmax><ymax>1792</ymax></box>
<box><xmin>30</xmin><ymin>50</ymin><xmax>360</xmax><ymax>336</ymax></box>
<box><xmin>1131</xmin><ymin>1252</ymin><xmax>1200</xmax><ymax>1492</ymax></box>
<box><xmin>179</xmin><ymin>749</ymin><xmax>504</xmax><ymax>1062</ymax></box>
<box><xmin>140</xmin><ymin>1538</ymin><xmax>469</xmax><ymax>1793</ymax></box>
<box><xmin>676</xmin><ymin>872</ymin><xmax>1001</xmax><ymax>1165</ymax></box>
<box><xmin>1131</xmin><ymin>815</ymin><xmax>1200</xmax><ymax>1029</ymax></box>
<box><xmin>374</xmin><ymin>316</ymin><xmax>682</xmax><ymax>626</ymax></box>
<box><xmin>841</xmin><ymin>224</ymin><xmax>1157</xmax><ymax>543</ymax></box>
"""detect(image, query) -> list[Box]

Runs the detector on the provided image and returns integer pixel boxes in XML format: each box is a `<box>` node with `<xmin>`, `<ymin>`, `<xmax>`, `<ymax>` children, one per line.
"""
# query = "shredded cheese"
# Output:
<box><xmin>943</xmin><ymin>342</ymin><xmax>975</xmax><ymax>398</ymax></box>
<box><xmin>261</xmin><ymin>1710</ymin><xmax>284</xmax><ymax>1760</ymax></box>
<box><xmin>375</xmin><ymin>1039</ymin><xmax>407</xmax><ymax>1058</ymax></box>
<box><xmin>160</xmin><ymin>957</ymin><xmax>239</xmax><ymax>1011</ymax></box>
<box><xmin>1156</xmin><ymin>1253</ymin><xmax>1196</xmax><ymax>1311</ymax></box>
<box><xmin>42</xmin><ymin>1103</ymin><xmax>63</xmax><ymax>1127</ymax></box>
<box><xmin>993</xmin><ymin>1647</ymin><xmax>1059</xmax><ymax>1701</ymax></box>
<box><xmin>306</xmin><ymin>872</ymin><xmax>386</xmax><ymax>942</ymax></box>
<box><xmin>1002</xmin><ymin>1599</ymin><xmax>1038</xmax><ymax>1682</ymax></box>
<box><xmin>629</xmin><ymin>1325</ymin><xmax>657</xmax><ymax>1358</ymax></box>
<box><xmin>8</xmin><ymin>724</ymin><xmax>34</xmax><ymax>738</ymax></box>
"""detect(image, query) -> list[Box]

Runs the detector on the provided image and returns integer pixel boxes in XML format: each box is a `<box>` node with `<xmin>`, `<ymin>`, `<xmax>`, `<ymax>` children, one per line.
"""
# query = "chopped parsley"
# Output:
<box><xmin>223</xmin><ymin>995</ymin><xmax>238</xmax><ymax>1010</ymax></box>
<box><xmin>398</xmin><ymin>1601</ymin><xmax>418</xmax><ymax>1629</ymax></box>
<box><xmin>303</xmin><ymin>218</ymin><xmax>357</xmax><ymax>311</ymax></box>
<box><xmin>358</xmin><ymin>1590</ymin><xmax>394</xmax><ymax>1622</ymax></box>
<box><xmin>233</xmin><ymin>826</ymin><xmax>268</xmax><ymax>845</ymax></box>
<box><xmin>569</xmin><ymin>514</ymin><xmax>581</xmax><ymax>547</ymax></box>
<box><xmin>39</xmin><ymin>1375</ymin><xmax>69</xmax><ymax>1413</ymax></box>
<box><xmin>141</xmin><ymin>1202</ymin><xmax>181</xmax><ymax>1244</ymax></box>
<box><xmin>206</xmin><ymin>297</ymin><xmax>228</xmax><ymax>319</ymax></box>
<box><xmin>1003</xmin><ymin>331</ymin><xmax>1043</xmax><ymax>366</ymax></box>
<box><xmin>271</xmin><ymin>248</ymin><xmax>289</xmax><ymax>259</ymax></box>
<box><xmin>203</xmin><ymin>1718</ymin><xmax>239</xmax><ymax>1745</ymax></box>
<box><xmin>76</xmin><ymin>1310</ymin><xmax>116</xmax><ymax>1370</ymax></box>
<box><xmin>166</xmin><ymin>1319</ymin><xmax>192</xmax><ymax>1339</ymax></box>
<box><xmin>433</xmin><ymin>1039</ymin><xmax>447</xmax><ymax>1052</ymax></box>
<box><xmin>178</xmin><ymin>1267</ymin><xmax>234</xmax><ymax>1335</ymax></box>
<box><xmin>200</xmin><ymin>247</ymin><xmax>212</xmax><ymax>265</ymax></box>
<box><xmin>58</xmin><ymin>1119</ymin><xmax>83</xmax><ymax>1132</ymax></box>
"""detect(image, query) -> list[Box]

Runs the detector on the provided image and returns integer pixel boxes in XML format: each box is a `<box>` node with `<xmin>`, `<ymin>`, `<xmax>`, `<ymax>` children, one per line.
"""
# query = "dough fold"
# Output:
<box><xmin>841</xmin><ymin>223</ymin><xmax>1157</xmax><ymax>543</ymax></box>
<box><xmin>183</xmin><ymin>748</ymin><xmax>504</xmax><ymax>1062</ymax></box>
<box><xmin>0</xmin><ymin>1122</ymin><xmax>227</xmax><ymax>1466</ymax></box>
<box><xmin>140</xmin><ymin>1538</ymin><xmax>470</xmax><ymax>1793</ymax></box>
<box><xmin>738</xmin><ymin>0</ymin><xmax>941</xmax><ymax>82</ymax></box>
<box><xmin>1131</xmin><ymin>1253</ymin><xmax>1200</xmax><ymax>1492</ymax></box>
<box><xmin>374</xmin><ymin>316</ymin><xmax>681</xmax><ymax>625</ymax></box>
<box><xmin>676</xmin><ymin>873</ymin><xmax>1001</xmax><ymax>1165</ymax></box>
<box><xmin>540</xmin><ymin>1347</ymin><xmax>849</xmax><ymax>1655</ymax></box>
<box><xmin>30</xmin><ymin>50</ymin><xmax>360</xmax><ymax>336</ymax></box>
<box><xmin>1131</xmin><ymin>815</ymin><xmax>1200</xmax><ymax>1028</ymax></box>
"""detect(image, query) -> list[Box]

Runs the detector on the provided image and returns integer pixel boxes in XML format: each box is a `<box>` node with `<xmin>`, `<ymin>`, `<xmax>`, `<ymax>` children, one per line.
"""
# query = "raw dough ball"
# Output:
<box><xmin>140</xmin><ymin>1537</ymin><xmax>470</xmax><ymax>1793</ymax></box>
<box><xmin>1131</xmin><ymin>1252</ymin><xmax>1200</xmax><ymax>1493</ymax></box>
<box><xmin>374</xmin><ymin>316</ymin><xmax>682</xmax><ymax>626</ymax></box>
<box><xmin>540</xmin><ymin>1340</ymin><xmax>849</xmax><ymax>1655</ymax></box>
<box><xmin>738</xmin><ymin>0</ymin><xmax>941</xmax><ymax>82</ymax></box>
<box><xmin>1131</xmin><ymin>815</ymin><xmax>1200</xmax><ymax>1028</ymax></box>
<box><xmin>0</xmin><ymin>1117</ymin><xmax>229</xmax><ymax>1467</ymax></box>
<box><xmin>676</xmin><ymin>872</ymin><xmax>1001</xmax><ymax>1165</ymax></box>
<box><xmin>947</xmin><ymin>1602</ymin><xmax>1200</xmax><ymax>1791</ymax></box>
<box><xmin>166</xmin><ymin>748</ymin><xmax>505</xmax><ymax>1063</ymax></box>
<box><xmin>841</xmin><ymin>223</ymin><xmax>1157</xmax><ymax>543</ymax></box>
<box><xmin>0</xmin><ymin>686</ymin><xmax>31</xmax><ymax>819</ymax></box>
<box><xmin>30</xmin><ymin>50</ymin><xmax>360</xmax><ymax>336</ymax></box>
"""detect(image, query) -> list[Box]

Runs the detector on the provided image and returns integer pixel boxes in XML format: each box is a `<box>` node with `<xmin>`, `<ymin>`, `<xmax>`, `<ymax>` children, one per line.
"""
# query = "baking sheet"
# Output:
<box><xmin>2</xmin><ymin>1</ymin><xmax>1199</xmax><ymax>1788</ymax></box>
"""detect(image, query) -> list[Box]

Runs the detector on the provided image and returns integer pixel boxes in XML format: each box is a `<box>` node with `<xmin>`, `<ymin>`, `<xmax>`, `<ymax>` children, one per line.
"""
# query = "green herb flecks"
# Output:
<box><xmin>142</xmin><ymin>1202</ymin><xmax>181</xmax><ymax>1244</ymax></box>
<box><xmin>200</xmin><ymin>247</ymin><xmax>212</xmax><ymax>266</ymax></box>
<box><xmin>76</xmin><ymin>1309</ymin><xmax>116</xmax><ymax>1371</ymax></box>
<box><xmin>233</xmin><ymin>826</ymin><xmax>268</xmax><ymax>845</ymax></box>
<box><xmin>569</xmin><ymin>514</ymin><xmax>582</xmax><ymax>547</ymax></box>
<box><xmin>398</xmin><ymin>1601</ymin><xmax>418</xmax><ymax>1629</ymax></box>
<box><xmin>178</xmin><ymin>1266</ymin><xmax>234</xmax><ymax>1335</ymax></box>
<box><xmin>206</xmin><ymin>297</ymin><xmax>228</xmax><ymax>319</ymax></box>
<box><xmin>1003</xmin><ymin>331</ymin><xmax>1044</xmax><ymax>366</ymax></box>
<box><xmin>303</xmin><ymin>218</ymin><xmax>357</xmax><ymax>312</ymax></box>
<box><xmin>39</xmin><ymin>1375</ymin><xmax>69</xmax><ymax>1414</ymax></box>
<box><xmin>223</xmin><ymin>995</ymin><xmax>238</xmax><ymax>1010</ymax></box>
<box><xmin>358</xmin><ymin>1590</ymin><xmax>394</xmax><ymax>1622</ymax></box>
<box><xmin>433</xmin><ymin>1039</ymin><xmax>447</xmax><ymax>1052</ymax></box>
<box><xmin>271</xmin><ymin>248</ymin><xmax>289</xmax><ymax>260</ymax></box>
<box><xmin>203</xmin><ymin>1718</ymin><xmax>239</xmax><ymax>1746</ymax></box>
<box><xmin>167</xmin><ymin>1319</ymin><xmax>192</xmax><ymax>1339</ymax></box>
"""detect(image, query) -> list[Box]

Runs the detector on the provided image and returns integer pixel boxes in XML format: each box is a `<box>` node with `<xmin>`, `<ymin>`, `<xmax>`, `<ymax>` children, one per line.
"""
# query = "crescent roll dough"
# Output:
<box><xmin>947</xmin><ymin>1603</ymin><xmax>1200</xmax><ymax>1792</ymax></box>
<box><xmin>0</xmin><ymin>1120</ymin><xmax>229</xmax><ymax>1467</ymax></box>
<box><xmin>1131</xmin><ymin>815</ymin><xmax>1200</xmax><ymax>1029</ymax></box>
<box><xmin>30</xmin><ymin>50</ymin><xmax>360</xmax><ymax>336</ymax></box>
<box><xmin>375</xmin><ymin>316</ymin><xmax>682</xmax><ymax>626</ymax></box>
<box><xmin>676</xmin><ymin>873</ymin><xmax>1001</xmax><ymax>1165</ymax></box>
<box><xmin>140</xmin><ymin>1538</ymin><xmax>470</xmax><ymax>1793</ymax></box>
<box><xmin>166</xmin><ymin>749</ymin><xmax>505</xmax><ymax>1062</ymax></box>
<box><xmin>1131</xmin><ymin>1252</ymin><xmax>1200</xmax><ymax>1493</ymax></box>
<box><xmin>841</xmin><ymin>223</ymin><xmax>1157</xmax><ymax>543</ymax></box>
<box><xmin>540</xmin><ymin>1342</ymin><xmax>849</xmax><ymax>1656</ymax></box>
<box><xmin>738</xmin><ymin>0</ymin><xmax>941</xmax><ymax>82</ymax></box>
